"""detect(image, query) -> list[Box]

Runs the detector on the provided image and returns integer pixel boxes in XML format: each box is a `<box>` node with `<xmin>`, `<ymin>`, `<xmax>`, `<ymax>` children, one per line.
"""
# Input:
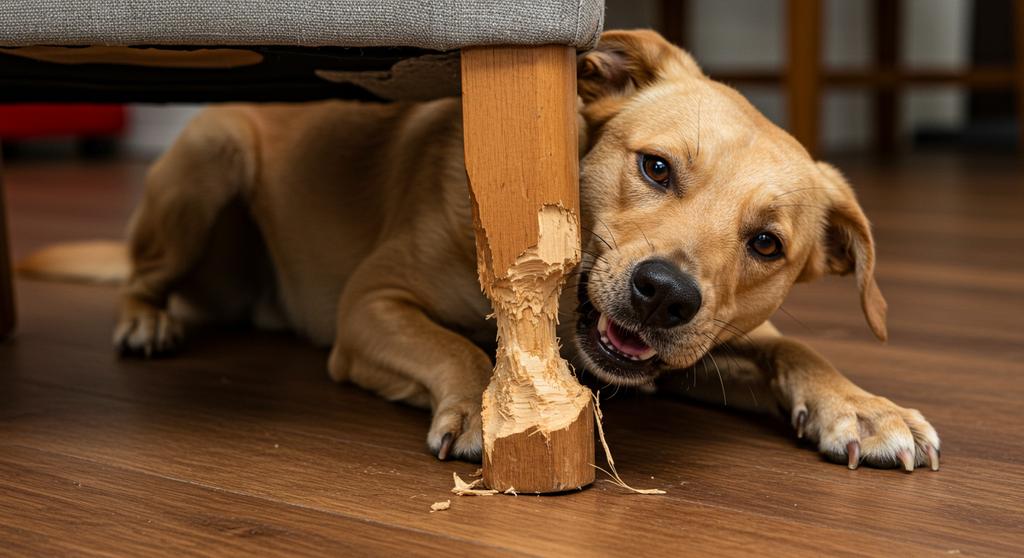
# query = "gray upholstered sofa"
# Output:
<box><xmin>0</xmin><ymin>1</ymin><xmax>602</xmax><ymax>102</ymax></box>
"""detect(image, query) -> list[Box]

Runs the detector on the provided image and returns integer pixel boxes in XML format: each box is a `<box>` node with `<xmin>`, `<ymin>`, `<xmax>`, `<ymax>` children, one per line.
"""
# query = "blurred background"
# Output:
<box><xmin>2</xmin><ymin>0</ymin><xmax>1015</xmax><ymax>160</ymax></box>
<box><xmin>1</xmin><ymin>0</ymin><xmax>1019</xmax><ymax>160</ymax></box>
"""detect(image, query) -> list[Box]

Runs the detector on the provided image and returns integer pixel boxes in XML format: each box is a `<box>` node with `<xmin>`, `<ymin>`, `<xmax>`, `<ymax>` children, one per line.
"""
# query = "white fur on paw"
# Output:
<box><xmin>113</xmin><ymin>302</ymin><xmax>183</xmax><ymax>357</ymax></box>
<box><xmin>427</xmin><ymin>397</ymin><xmax>483</xmax><ymax>462</ymax></box>
<box><xmin>793</xmin><ymin>392</ymin><xmax>940</xmax><ymax>471</ymax></box>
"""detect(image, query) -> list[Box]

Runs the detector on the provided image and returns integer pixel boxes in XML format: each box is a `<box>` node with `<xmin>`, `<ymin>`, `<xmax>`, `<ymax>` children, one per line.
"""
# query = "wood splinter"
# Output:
<box><xmin>461</xmin><ymin>45</ymin><xmax>595</xmax><ymax>493</ymax></box>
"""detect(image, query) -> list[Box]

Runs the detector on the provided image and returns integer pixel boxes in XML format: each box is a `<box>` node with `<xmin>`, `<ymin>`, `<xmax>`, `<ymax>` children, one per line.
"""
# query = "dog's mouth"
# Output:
<box><xmin>595</xmin><ymin>314</ymin><xmax>658</xmax><ymax>362</ymax></box>
<box><xmin>575</xmin><ymin>271</ymin><xmax>662</xmax><ymax>385</ymax></box>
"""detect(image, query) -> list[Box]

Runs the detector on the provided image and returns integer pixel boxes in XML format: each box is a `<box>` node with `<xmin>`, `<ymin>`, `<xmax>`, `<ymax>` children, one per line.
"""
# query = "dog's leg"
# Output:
<box><xmin>756</xmin><ymin>325</ymin><xmax>940</xmax><ymax>471</ymax></box>
<box><xmin>329</xmin><ymin>289</ymin><xmax>492</xmax><ymax>461</ymax></box>
<box><xmin>661</xmin><ymin>321</ymin><xmax>940</xmax><ymax>471</ymax></box>
<box><xmin>116</xmin><ymin>110</ymin><xmax>255</xmax><ymax>356</ymax></box>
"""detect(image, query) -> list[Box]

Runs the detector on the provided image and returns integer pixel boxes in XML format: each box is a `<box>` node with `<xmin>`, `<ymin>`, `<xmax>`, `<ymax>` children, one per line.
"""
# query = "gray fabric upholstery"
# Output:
<box><xmin>0</xmin><ymin>1</ymin><xmax>604</xmax><ymax>50</ymax></box>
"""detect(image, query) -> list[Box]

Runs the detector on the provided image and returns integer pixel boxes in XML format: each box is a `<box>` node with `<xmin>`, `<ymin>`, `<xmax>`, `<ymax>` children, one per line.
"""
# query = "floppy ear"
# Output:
<box><xmin>812</xmin><ymin>162</ymin><xmax>888</xmax><ymax>342</ymax></box>
<box><xmin>578</xmin><ymin>30</ymin><xmax>675</xmax><ymax>102</ymax></box>
<box><xmin>576</xmin><ymin>30</ymin><xmax>701</xmax><ymax>128</ymax></box>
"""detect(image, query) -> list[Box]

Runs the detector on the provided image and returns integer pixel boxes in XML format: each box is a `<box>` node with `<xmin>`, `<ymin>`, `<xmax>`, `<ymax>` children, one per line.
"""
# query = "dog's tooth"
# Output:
<box><xmin>597</xmin><ymin>313</ymin><xmax>609</xmax><ymax>335</ymax></box>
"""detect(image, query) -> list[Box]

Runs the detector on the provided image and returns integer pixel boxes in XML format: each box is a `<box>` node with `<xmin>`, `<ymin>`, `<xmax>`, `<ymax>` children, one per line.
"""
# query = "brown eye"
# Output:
<box><xmin>639</xmin><ymin>154</ymin><xmax>671</xmax><ymax>188</ymax></box>
<box><xmin>749</xmin><ymin>231</ymin><xmax>784</xmax><ymax>260</ymax></box>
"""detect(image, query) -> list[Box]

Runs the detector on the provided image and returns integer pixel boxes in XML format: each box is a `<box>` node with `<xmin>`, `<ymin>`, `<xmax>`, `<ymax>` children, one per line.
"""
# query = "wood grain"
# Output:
<box><xmin>481</xmin><ymin>401</ymin><xmax>594</xmax><ymax>494</ymax></box>
<box><xmin>0</xmin><ymin>446</ymin><xmax>507</xmax><ymax>557</ymax></box>
<box><xmin>461</xmin><ymin>46</ymin><xmax>591</xmax><ymax>493</ymax></box>
<box><xmin>1</xmin><ymin>154</ymin><xmax>1023</xmax><ymax>555</ymax></box>
<box><xmin>460</xmin><ymin>45</ymin><xmax>580</xmax><ymax>277</ymax></box>
<box><xmin>786</xmin><ymin>0</ymin><xmax>822</xmax><ymax>156</ymax></box>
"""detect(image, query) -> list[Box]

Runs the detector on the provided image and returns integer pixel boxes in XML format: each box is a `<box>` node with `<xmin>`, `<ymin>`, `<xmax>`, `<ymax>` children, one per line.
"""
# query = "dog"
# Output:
<box><xmin>22</xmin><ymin>30</ymin><xmax>939</xmax><ymax>471</ymax></box>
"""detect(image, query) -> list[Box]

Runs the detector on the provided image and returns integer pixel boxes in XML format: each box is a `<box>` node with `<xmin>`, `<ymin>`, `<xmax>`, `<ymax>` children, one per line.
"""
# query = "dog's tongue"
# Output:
<box><xmin>606</xmin><ymin>320</ymin><xmax>651</xmax><ymax>357</ymax></box>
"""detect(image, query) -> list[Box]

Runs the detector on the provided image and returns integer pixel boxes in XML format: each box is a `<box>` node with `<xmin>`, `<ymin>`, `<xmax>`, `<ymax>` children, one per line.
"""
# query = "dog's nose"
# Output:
<box><xmin>630</xmin><ymin>259</ymin><xmax>702</xmax><ymax>328</ymax></box>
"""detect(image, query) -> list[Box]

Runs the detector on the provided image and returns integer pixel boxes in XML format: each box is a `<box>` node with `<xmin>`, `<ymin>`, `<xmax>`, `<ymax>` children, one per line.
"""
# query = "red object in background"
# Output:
<box><xmin>0</xmin><ymin>104</ymin><xmax>126</xmax><ymax>139</ymax></box>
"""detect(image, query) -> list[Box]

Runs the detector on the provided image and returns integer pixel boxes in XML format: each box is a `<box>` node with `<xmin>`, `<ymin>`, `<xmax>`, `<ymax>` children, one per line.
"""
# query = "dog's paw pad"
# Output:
<box><xmin>792</xmin><ymin>394</ymin><xmax>940</xmax><ymax>472</ymax></box>
<box><xmin>113</xmin><ymin>300</ymin><xmax>183</xmax><ymax>358</ymax></box>
<box><xmin>427</xmin><ymin>399</ymin><xmax>482</xmax><ymax>462</ymax></box>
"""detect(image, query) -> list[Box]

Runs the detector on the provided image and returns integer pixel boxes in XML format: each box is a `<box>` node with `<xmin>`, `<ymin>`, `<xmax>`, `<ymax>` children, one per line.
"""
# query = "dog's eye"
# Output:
<box><xmin>748</xmin><ymin>232</ymin><xmax>784</xmax><ymax>260</ymax></box>
<box><xmin>639</xmin><ymin>154</ymin><xmax>671</xmax><ymax>188</ymax></box>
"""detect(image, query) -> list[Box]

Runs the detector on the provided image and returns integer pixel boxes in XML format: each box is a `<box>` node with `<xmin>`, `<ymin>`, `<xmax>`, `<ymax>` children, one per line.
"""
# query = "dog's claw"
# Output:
<box><xmin>926</xmin><ymin>444</ymin><xmax>940</xmax><ymax>471</ymax></box>
<box><xmin>846</xmin><ymin>441</ymin><xmax>860</xmax><ymax>470</ymax></box>
<box><xmin>437</xmin><ymin>432</ymin><xmax>454</xmax><ymax>461</ymax></box>
<box><xmin>795</xmin><ymin>410</ymin><xmax>807</xmax><ymax>439</ymax></box>
<box><xmin>897</xmin><ymin>449</ymin><xmax>915</xmax><ymax>472</ymax></box>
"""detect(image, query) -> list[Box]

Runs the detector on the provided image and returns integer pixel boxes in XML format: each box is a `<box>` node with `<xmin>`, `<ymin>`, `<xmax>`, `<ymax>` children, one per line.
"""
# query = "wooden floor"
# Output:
<box><xmin>1</xmin><ymin>154</ymin><xmax>1022</xmax><ymax>556</ymax></box>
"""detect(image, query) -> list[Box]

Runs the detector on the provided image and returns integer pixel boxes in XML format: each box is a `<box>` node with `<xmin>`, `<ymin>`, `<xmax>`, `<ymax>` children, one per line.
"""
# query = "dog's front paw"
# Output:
<box><xmin>791</xmin><ymin>389</ymin><xmax>940</xmax><ymax>472</ymax></box>
<box><xmin>113</xmin><ymin>296</ymin><xmax>183</xmax><ymax>357</ymax></box>
<box><xmin>427</xmin><ymin>397</ymin><xmax>482</xmax><ymax>462</ymax></box>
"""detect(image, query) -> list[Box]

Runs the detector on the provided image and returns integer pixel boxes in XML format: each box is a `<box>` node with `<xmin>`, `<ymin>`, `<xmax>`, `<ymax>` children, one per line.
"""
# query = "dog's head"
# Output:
<box><xmin>570</xmin><ymin>30</ymin><xmax>887</xmax><ymax>385</ymax></box>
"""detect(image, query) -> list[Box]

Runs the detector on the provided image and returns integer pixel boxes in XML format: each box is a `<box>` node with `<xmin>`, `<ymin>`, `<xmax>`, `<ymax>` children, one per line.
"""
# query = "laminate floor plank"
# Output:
<box><xmin>2</xmin><ymin>154</ymin><xmax>1021</xmax><ymax>556</ymax></box>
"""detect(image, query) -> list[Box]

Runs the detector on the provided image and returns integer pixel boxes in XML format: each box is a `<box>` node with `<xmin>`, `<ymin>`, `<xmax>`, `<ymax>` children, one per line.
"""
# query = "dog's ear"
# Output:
<box><xmin>578</xmin><ymin>30</ymin><xmax>673</xmax><ymax>102</ymax></box>
<box><xmin>576</xmin><ymin>30</ymin><xmax>701</xmax><ymax>127</ymax></box>
<box><xmin>804</xmin><ymin>162</ymin><xmax>888</xmax><ymax>342</ymax></box>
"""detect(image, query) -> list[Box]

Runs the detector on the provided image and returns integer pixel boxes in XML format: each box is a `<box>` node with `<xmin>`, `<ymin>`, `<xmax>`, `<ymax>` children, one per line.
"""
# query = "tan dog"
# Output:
<box><xmin>25</xmin><ymin>30</ymin><xmax>939</xmax><ymax>470</ymax></box>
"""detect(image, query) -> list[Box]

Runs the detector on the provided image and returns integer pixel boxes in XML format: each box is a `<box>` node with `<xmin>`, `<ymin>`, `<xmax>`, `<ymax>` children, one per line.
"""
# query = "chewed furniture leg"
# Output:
<box><xmin>460</xmin><ymin>45</ymin><xmax>593</xmax><ymax>493</ymax></box>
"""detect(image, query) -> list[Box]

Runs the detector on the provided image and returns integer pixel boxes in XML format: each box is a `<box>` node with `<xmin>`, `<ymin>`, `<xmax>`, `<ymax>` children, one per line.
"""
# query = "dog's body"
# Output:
<box><xmin>82</xmin><ymin>31</ymin><xmax>939</xmax><ymax>469</ymax></box>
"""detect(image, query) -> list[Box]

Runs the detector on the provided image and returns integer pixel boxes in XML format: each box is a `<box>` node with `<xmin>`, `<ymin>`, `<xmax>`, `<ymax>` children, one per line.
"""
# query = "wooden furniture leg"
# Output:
<box><xmin>658</xmin><ymin>0</ymin><xmax>690</xmax><ymax>49</ymax></box>
<box><xmin>787</xmin><ymin>0</ymin><xmax>822</xmax><ymax>157</ymax></box>
<box><xmin>461</xmin><ymin>45</ymin><xmax>593</xmax><ymax>493</ymax></box>
<box><xmin>873</xmin><ymin>0</ymin><xmax>901</xmax><ymax>156</ymax></box>
<box><xmin>0</xmin><ymin>147</ymin><xmax>15</xmax><ymax>340</ymax></box>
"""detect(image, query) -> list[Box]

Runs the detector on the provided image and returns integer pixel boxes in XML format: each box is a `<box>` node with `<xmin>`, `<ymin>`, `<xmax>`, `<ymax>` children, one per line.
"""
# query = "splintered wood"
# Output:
<box><xmin>429</xmin><ymin>500</ymin><xmax>451</xmax><ymax>512</ymax></box>
<box><xmin>462</xmin><ymin>45</ymin><xmax>595</xmax><ymax>493</ymax></box>
<box><xmin>477</xmin><ymin>205</ymin><xmax>594</xmax><ymax>493</ymax></box>
<box><xmin>444</xmin><ymin>392</ymin><xmax>666</xmax><ymax>500</ymax></box>
<box><xmin>451</xmin><ymin>472</ymin><xmax>498</xmax><ymax>496</ymax></box>
<box><xmin>592</xmin><ymin>391</ymin><xmax>666</xmax><ymax>495</ymax></box>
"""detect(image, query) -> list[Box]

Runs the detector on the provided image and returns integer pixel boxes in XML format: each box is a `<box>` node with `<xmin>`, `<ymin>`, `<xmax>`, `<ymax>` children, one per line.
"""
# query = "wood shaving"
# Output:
<box><xmin>469</xmin><ymin>468</ymin><xmax>483</xmax><ymax>478</ymax></box>
<box><xmin>591</xmin><ymin>391</ymin><xmax>667</xmax><ymax>495</ymax></box>
<box><xmin>504</xmin><ymin>486</ymin><xmax>518</xmax><ymax>496</ymax></box>
<box><xmin>451</xmin><ymin>472</ymin><xmax>499</xmax><ymax>496</ymax></box>
<box><xmin>430</xmin><ymin>500</ymin><xmax>451</xmax><ymax>512</ymax></box>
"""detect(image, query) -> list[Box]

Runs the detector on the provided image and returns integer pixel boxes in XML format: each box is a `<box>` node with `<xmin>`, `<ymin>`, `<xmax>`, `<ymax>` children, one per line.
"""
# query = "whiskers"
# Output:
<box><xmin>711</xmin><ymin>317</ymin><xmax>776</xmax><ymax>381</ymax></box>
<box><xmin>768</xmin><ymin>185</ymin><xmax>828</xmax><ymax>212</ymax></box>
<box><xmin>580</xmin><ymin>225</ymin><xmax>615</xmax><ymax>252</ymax></box>
<box><xmin>776</xmin><ymin>305</ymin><xmax>812</xmax><ymax>333</ymax></box>
<box><xmin>633</xmin><ymin>222</ymin><xmax>655</xmax><ymax>253</ymax></box>
<box><xmin>592</xmin><ymin>216</ymin><xmax>620</xmax><ymax>251</ymax></box>
<box><xmin>711</xmin><ymin>318</ymin><xmax>758</xmax><ymax>349</ymax></box>
<box><xmin>683</xmin><ymin>320</ymin><xmax>763</xmax><ymax>407</ymax></box>
<box><xmin>769</xmin><ymin>186</ymin><xmax>829</xmax><ymax>201</ymax></box>
<box><xmin>691</xmin><ymin>332</ymin><xmax>727</xmax><ymax>406</ymax></box>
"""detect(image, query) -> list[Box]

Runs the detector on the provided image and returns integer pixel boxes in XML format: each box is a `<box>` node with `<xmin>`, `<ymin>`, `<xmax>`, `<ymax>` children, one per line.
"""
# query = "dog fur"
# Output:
<box><xmin>26</xmin><ymin>30</ymin><xmax>939</xmax><ymax>470</ymax></box>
